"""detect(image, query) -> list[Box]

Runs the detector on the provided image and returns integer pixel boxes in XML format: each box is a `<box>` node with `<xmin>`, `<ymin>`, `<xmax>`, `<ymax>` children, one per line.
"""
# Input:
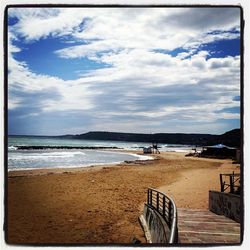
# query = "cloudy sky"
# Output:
<box><xmin>8</xmin><ymin>7</ymin><xmax>241</xmax><ymax>136</ymax></box>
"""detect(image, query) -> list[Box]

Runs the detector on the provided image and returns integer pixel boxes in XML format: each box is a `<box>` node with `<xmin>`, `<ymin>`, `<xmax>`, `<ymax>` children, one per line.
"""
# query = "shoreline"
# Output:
<box><xmin>7</xmin><ymin>152</ymin><xmax>240</xmax><ymax>244</ymax></box>
<box><xmin>8</xmin><ymin>149</ymin><xmax>156</xmax><ymax>176</ymax></box>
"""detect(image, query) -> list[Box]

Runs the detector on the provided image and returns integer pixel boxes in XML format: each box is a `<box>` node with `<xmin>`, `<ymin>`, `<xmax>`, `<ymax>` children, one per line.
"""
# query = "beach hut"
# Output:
<box><xmin>201</xmin><ymin>144</ymin><xmax>237</xmax><ymax>159</ymax></box>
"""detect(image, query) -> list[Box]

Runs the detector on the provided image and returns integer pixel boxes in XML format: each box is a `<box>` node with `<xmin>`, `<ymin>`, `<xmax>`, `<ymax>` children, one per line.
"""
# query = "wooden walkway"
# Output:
<box><xmin>178</xmin><ymin>208</ymin><xmax>241</xmax><ymax>244</ymax></box>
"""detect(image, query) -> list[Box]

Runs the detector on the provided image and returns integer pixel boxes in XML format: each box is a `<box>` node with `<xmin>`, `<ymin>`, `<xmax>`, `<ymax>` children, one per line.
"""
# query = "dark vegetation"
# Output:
<box><xmin>10</xmin><ymin>129</ymin><xmax>240</xmax><ymax>148</ymax></box>
<box><xmin>64</xmin><ymin>129</ymin><xmax>241</xmax><ymax>147</ymax></box>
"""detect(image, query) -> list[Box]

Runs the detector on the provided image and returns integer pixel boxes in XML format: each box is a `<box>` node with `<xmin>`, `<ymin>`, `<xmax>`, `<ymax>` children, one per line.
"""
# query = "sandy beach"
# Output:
<box><xmin>7</xmin><ymin>152</ymin><xmax>240</xmax><ymax>244</ymax></box>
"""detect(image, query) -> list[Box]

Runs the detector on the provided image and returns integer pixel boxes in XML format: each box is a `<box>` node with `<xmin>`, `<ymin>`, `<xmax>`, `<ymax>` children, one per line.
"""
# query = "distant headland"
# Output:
<box><xmin>10</xmin><ymin>129</ymin><xmax>241</xmax><ymax>147</ymax></box>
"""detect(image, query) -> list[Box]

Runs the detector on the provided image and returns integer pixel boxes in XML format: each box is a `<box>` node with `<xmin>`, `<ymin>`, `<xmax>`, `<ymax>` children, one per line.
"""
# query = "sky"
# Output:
<box><xmin>7</xmin><ymin>7</ymin><xmax>241</xmax><ymax>136</ymax></box>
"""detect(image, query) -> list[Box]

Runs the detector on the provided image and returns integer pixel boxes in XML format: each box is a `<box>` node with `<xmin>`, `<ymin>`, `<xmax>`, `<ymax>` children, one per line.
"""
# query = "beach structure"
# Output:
<box><xmin>219</xmin><ymin>172</ymin><xmax>240</xmax><ymax>195</ymax></box>
<box><xmin>143</xmin><ymin>143</ymin><xmax>160</xmax><ymax>154</ymax></box>
<box><xmin>139</xmin><ymin>188</ymin><xmax>178</xmax><ymax>244</ymax></box>
<box><xmin>143</xmin><ymin>147</ymin><xmax>152</xmax><ymax>154</ymax></box>
<box><xmin>140</xmin><ymin>183</ymin><xmax>241</xmax><ymax>244</ymax></box>
<box><xmin>177</xmin><ymin>208</ymin><xmax>240</xmax><ymax>244</ymax></box>
<box><xmin>183</xmin><ymin>172</ymin><xmax>242</xmax><ymax>243</ymax></box>
<box><xmin>201</xmin><ymin>144</ymin><xmax>237</xmax><ymax>159</ymax></box>
<box><xmin>152</xmin><ymin>142</ymin><xmax>160</xmax><ymax>154</ymax></box>
<box><xmin>209</xmin><ymin>172</ymin><xmax>241</xmax><ymax>222</ymax></box>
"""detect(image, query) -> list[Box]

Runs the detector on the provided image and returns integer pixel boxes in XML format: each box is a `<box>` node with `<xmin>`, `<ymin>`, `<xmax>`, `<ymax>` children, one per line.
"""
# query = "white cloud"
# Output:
<box><xmin>8</xmin><ymin>98</ymin><xmax>22</xmax><ymax>110</ymax></box>
<box><xmin>8</xmin><ymin>59</ymin><xmax>98</xmax><ymax>112</ymax></box>
<box><xmin>159</xmin><ymin>8</ymin><xmax>240</xmax><ymax>31</ymax></box>
<box><xmin>8</xmin><ymin>8</ymin><xmax>86</xmax><ymax>41</ymax></box>
<box><xmin>9</xmin><ymin>8</ymin><xmax>240</xmax><ymax>54</ymax></box>
<box><xmin>8</xmin><ymin>7</ymin><xmax>241</xmax><ymax>134</ymax></box>
<box><xmin>8</xmin><ymin>36</ymin><xmax>98</xmax><ymax>112</ymax></box>
<box><xmin>41</xmin><ymin>83</ymin><xmax>98</xmax><ymax>112</ymax></box>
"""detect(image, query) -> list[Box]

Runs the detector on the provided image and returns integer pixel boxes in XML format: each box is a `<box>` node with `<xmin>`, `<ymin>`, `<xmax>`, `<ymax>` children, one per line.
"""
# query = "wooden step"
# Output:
<box><xmin>178</xmin><ymin>208</ymin><xmax>241</xmax><ymax>244</ymax></box>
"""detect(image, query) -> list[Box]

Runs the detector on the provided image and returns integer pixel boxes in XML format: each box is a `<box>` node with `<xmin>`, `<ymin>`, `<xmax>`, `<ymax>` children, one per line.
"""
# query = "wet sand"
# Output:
<box><xmin>7</xmin><ymin>152</ymin><xmax>240</xmax><ymax>244</ymax></box>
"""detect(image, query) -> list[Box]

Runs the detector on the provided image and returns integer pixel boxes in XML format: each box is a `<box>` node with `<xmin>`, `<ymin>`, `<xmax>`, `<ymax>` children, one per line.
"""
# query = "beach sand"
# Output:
<box><xmin>7</xmin><ymin>152</ymin><xmax>240</xmax><ymax>244</ymax></box>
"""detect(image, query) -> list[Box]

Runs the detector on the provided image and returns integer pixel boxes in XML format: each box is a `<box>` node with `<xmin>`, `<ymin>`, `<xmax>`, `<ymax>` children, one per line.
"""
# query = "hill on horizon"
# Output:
<box><xmin>10</xmin><ymin>129</ymin><xmax>241</xmax><ymax>147</ymax></box>
<box><xmin>64</xmin><ymin>128</ymin><xmax>241</xmax><ymax>147</ymax></box>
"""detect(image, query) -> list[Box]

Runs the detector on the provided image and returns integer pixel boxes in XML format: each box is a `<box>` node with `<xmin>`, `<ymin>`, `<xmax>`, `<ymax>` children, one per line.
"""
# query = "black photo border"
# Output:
<box><xmin>3</xmin><ymin>3</ymin><xmax>245</xmax><ymax>247</ymax></box>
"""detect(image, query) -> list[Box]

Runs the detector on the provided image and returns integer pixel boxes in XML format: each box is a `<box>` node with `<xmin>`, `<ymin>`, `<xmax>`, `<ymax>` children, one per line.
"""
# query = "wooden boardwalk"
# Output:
<box><xmin>178</xmin><ymin>208</ymin><xmax>241</xmax><ymax>244</ymax></box>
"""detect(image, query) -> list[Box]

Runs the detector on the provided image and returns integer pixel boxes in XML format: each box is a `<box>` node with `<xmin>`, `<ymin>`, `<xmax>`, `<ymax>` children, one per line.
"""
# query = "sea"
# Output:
<box><xmin>8</xmin><ymin>136</ymin><xmax>194</xmax><ymax>171</ymax></box>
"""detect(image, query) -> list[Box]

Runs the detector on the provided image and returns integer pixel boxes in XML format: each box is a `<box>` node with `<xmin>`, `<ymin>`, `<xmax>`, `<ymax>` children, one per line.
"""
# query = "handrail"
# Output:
<box><xmin>147</xmin><ymin>188</ymin><xmax>178</xmax><ymax>243</ymax></box>
<box><xmin>220</xmin><ymin>172</ymin><xmax>240</xmax><ymax>194</ymax></box>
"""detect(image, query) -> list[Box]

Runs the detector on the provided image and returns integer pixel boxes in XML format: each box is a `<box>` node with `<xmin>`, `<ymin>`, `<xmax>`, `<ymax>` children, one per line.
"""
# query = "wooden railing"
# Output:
<box><xmin>220</xmin><ymin>172</ymin><xmax>240</xmax><ymax>194</ymax></box>
<box><xmin>147</xmin><ymin>188</ymin><xmax>178</xmax><ymax>243</ymax></box>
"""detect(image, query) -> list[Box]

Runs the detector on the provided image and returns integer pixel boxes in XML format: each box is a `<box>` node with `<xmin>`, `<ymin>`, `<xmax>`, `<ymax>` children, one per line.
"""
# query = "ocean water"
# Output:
<box><xmin>8</xmin><ymin>136</ymin><xmax>193</xmax><ymax>171</ymax></box>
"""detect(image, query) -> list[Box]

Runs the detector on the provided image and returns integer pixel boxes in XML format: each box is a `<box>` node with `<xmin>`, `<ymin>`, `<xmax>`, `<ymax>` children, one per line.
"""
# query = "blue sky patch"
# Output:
<box><xmin>201</xmin><ymin>38</ymin><xmax>240</xmax><ymax>58</ymax></box>
<box><xmin>8</xmin><ymin>16</ymin><xmax>18</xmax><ymax>26</ymax></box>
<box><xmin>217</xmin><ymin>106</ymin><xmax>240</xmax><ymax>114</ymax></box>
<box><xmin>153</xmin><ymin>48</ymin><xmax>189</xmax><ymax>57</ymax></box>
<box><xmin>11</xmin><ymin>36</ymin><xmax>109</xmax><ymax>80</ymax></box>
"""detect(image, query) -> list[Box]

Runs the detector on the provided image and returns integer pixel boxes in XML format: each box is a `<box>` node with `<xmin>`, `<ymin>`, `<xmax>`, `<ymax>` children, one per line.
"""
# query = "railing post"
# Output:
<box><xmin>230</xmin><ymin>175</ymin><xmax>234</xmax><ymax>193</ymax></box>
<box><xmin>169</xmin><ymin>202</ymin><xmax>172</xmax><ymax>225</ymax></box>
<box><xmin>156</xmin><ymin>192</ymin><xmax>159</xmax><ymax>211</ymax></box>
<box><xmin>220</xmin><ymin>174</ymin><xmax>223</xmax><ymax>192</ymax></box>
<box><xmin>163</xmin><ymin>195</ymin><xmax>166</xmax><ymax>217</ymax></box>
<box><xmin>147</xmin><ymin>189</ymin><xmax>150</xmax><ymax>205</ymax></box>
<box><xmin>150</xmin><ymin>189</ymin><xmax>152</xmax><ymax>204</ymax></box>
<box><xmin>150</xmin><ymin>189</ymin><xmax>152</xmax><ymax>206</ymax></box>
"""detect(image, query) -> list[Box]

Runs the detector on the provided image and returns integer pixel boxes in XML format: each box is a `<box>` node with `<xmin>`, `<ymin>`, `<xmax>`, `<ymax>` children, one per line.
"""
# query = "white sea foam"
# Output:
<box><xmin>173</xmin><ymin>149</ymin><xmax>191</xmax><ymax>153</ymax></box>
<box><xmin>8</xmin><ymin>149</ymin><xmax>140</xmax><ymax>170</ymax></box>
<box><xmin>95</xmin><ymin>150</ymin><xmax>154</xmax><ymax>161</ymax></box>
<box><xmin>129</xmin><ymin>153</ymin><xmax>154</xmax><ymax>161</ymax></box>
<box><xmin>8</xmin><ymin>146</ymin><xmax>17</xmax><ymax>150</ymax></box>
<box><xmin>9</xmin><ymin>151</ymin><xmax>86</xmax><ymax>160</ymax></box>
<box><xmin>8</xmin><ymin>148</ymin><xmax>154</xmax><ymax>171</ymax></box>
<box><xmin>7</xmin><ymin>160</ymin><xmax>125</xmax><ymax>172</ymax></box>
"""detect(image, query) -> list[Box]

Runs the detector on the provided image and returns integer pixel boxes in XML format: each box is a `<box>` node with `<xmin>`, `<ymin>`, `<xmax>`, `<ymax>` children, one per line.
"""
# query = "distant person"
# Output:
<box><xmin>152</xmin><ymin>142</ymin><xmax>160</xmax><ymax>154</ymax></box>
